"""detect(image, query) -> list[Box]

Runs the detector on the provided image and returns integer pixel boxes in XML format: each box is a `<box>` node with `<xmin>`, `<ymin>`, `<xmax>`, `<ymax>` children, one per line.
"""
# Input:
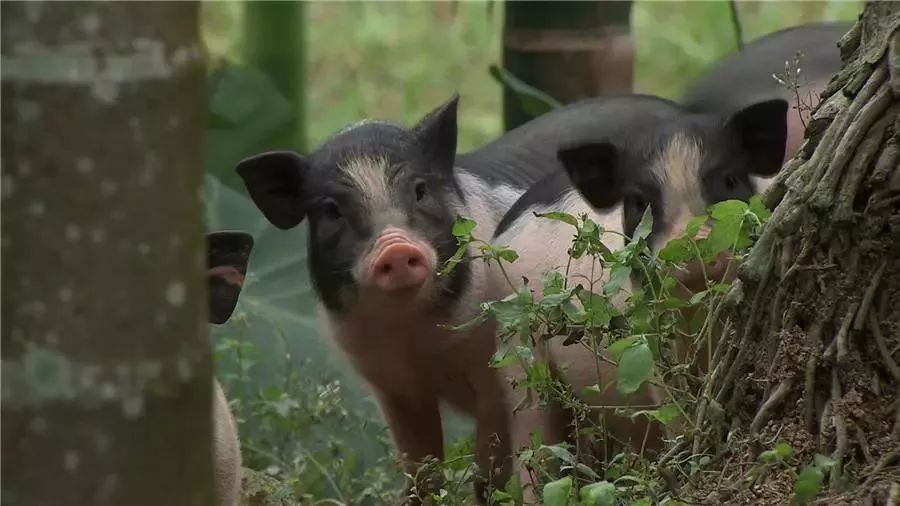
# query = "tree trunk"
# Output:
<box><xmin>1</xmin><ymin>2</ymin><xmax>212</xmax><ymax>505</ymax></box>
<box><xmin>683</xmin><ymin>3</ymin><xmax>900</xmax><ymax>503</ymax></box>
<box><xmin>502</xmin><ymin>0</ymin><xmax>634</xmax><ymax>131</ymax></box>
<box><xmin>243</xmin><ymin>0</ymin><xmax>306</xmax><ymax>151</ymax></box>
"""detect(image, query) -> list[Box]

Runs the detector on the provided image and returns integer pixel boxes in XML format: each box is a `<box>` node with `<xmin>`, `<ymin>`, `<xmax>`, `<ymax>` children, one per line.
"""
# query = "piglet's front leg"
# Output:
<box><xmin>375</xmin><ymin>391</ymin><xmax>444</xmax><ymax>502</ymax></box>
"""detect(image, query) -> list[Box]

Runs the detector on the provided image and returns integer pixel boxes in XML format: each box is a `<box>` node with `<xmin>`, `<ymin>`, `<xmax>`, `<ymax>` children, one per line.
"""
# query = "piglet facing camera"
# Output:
<box><xmin>234</xmin><ymin>95</ymin><xmax>544</xmax><ymax>501</ymax></box>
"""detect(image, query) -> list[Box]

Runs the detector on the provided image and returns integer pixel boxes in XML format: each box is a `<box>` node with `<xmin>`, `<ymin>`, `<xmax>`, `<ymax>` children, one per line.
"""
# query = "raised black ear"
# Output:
<box><xmin>726</xmin><ymin>99</ymin><xmax>789</xmax><ymax>176</ymax></box>
<box><xmin>235</xmin><ymin>151</ymin><xmax>308</xmax><ymax>230</ymax></box>
<box><xmin>207</xmin><ymin>231</ymin><xmax>254</xmax><ymax>325</ymax></box>
<box><xmin>413</xmin><ymin>93</ymin><xmax>459</xmax><ymax>173</ymax></box>
<box><xmin>558</xmin><ymin>141</ymin><xmax>624</xmax><ymax>210</ymax></box>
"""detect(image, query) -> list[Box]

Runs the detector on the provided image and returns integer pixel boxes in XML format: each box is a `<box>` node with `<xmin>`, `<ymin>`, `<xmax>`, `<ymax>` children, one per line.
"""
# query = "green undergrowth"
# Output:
<box><xmin>408</xmin><ymin>193</ymin><xmax>848</xmax><ymax>505</ymax></box>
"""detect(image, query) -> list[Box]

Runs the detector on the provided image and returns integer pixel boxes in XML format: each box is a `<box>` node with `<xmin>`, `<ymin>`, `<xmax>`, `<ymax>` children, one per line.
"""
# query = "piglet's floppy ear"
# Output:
<box><xmin>207</xmin><ymin>231</ymin><xmax>254</xmax><ymax>325</ymax></box>
<box><xmin>726</xmin><ymin>99</ymin><xmax>789</xmax><ymax>176</ymax></box>
<box><xmin>236</xmin><ymin>151</ymin><xmax>308</xmax><ymax>230</ymax></box>
<box><xmin>558</xmin><ymin>141</ymin><xmax>624</xmax><ymax>211</ymax></box>
<box><xmin>413</xmin><ymin>93</ymin><xmax>459</xmax><ymax>174</ymax></box>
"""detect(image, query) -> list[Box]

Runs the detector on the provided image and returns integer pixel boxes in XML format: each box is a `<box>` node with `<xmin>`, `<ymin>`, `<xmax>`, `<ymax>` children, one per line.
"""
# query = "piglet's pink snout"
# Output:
<box><xmin>365</xmin><ymin>230</ymin><xmax>431</xmax><ymax>292</ymax></box>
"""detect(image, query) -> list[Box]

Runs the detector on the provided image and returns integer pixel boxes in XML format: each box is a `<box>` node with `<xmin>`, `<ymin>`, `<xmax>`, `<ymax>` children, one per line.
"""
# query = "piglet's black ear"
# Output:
<box><xmin>236</xmin><ymin>151</ymin><xmax>308</xmax><ymax>230</ymax></box>
<box><xmin>207</xmin><ymin>231</ymin><xmax>254</xmax><ymax>325</ymax></box>
<box><xmin>726</xmin><ymin>99</ymin><xmax>789</xmax><ymax>176</ymax></box>
<box><xmin>558</xmin><ymin>141</ymin><xmax>624</xmax><ymax>211</ymax></box>
<box><xmin>413</xmin><ymin>93</ymin><xmax>459</xmax><ymax>174</ymax></box>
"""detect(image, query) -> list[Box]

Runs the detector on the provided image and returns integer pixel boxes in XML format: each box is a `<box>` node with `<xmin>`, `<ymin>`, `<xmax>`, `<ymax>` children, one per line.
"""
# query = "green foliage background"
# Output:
<box><xmin>198</xmin><ymin>1</ymin><xmax>861</xmax><ymax>503</ymax></box>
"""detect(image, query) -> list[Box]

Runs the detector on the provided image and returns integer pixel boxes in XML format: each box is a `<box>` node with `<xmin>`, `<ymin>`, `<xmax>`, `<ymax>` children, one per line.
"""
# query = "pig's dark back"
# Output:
<box><xmin>683</xmin><ymin>21</ymin><xmax>851</xmax><ymax>114</ymax></box>
<box><xmin>455</xmin><ymin>95</ymin><xmax>684</xmax><ymax>189</ymax></box>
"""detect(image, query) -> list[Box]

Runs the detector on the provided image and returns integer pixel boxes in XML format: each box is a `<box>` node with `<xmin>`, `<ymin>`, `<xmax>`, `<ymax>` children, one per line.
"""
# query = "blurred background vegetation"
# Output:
<box><xmin>198</xmin><ymin>1</ymin><xmax>861</xmax><ymax>503</ymax></box>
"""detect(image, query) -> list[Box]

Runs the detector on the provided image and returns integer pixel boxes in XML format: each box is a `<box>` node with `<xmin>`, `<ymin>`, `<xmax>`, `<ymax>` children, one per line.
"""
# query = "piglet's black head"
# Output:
<box><xmin>234</xmin><ymin>94</ymin><xmax>460</xmax><ymax>233</ymax></box>
<box><xmin>207</xmin><ymin>231</ymin><xmax>254</xmax><ymax>325</ymax></box>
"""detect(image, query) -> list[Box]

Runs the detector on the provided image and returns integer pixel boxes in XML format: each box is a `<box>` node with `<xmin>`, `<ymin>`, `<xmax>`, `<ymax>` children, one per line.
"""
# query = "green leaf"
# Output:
<box><xmin>704</xmin><ymin>215</ymin><xmax>742</xmax><ymax>257</ymax></box>
<box><xmin>710</xmin><ymin>199</ymin><xmax>749</xmax><ymax>221</ymax></box>
<box><xmin>490</xmin><ymin>290</ymin><xmax>533</xmax><ymax>332</ymax></box>
<box><xmin>489</xmin><ymin>64</ymin><xmax>562</xmax><ymax>117</ymax></box>
<box><xmin>540</xmin><ymin>444</ymin><xmax>576</xmax><ymax>465</ymax></box>
<box><xmin>633</xmin><ymin>207</ymin><xmax>654</xmax><ymax>242</ymax></box>
<box><xmin>685</xmin><ymin>215</ymin><xmax>708</xmax><ymax>238</ymax></box>
<box><xmin>608</xmin><ymin>336</ymin><xmax>639</xmax><ymax>359</ymax></box>
<box><xmin>580</xmin><ymin>481</ymin><xmax>616</xmax><ymax>506</ymax></box>
<box><xmin>497</xmin><ymin>248</ymin><xmax>520</xmax><ymax>264</ymax></box>
<box><xmin>575</xmin><ymin>287</ymin><xmax>611</xmax><ymax>327</ymax></box>
<box><xmin>760</xmin><ymin>440</ymin><xmax>794</xmax><ymax>463</ymax></box>
<box><xmin>658</xmin><ymin>236</ymin><xmax>694</xmax><ymax>263</ymax></box>
<box><xmin>205</xmin><ymin>61</ymin><xmax>295</xmax><ymax>192</ymax></box>
<box><xmin>604</xmin><ymin>264</ymin><xmax>631</xmax><ymax>296</ymax></box>
<box><xmin>535</xmin><ymin>211</ymin><xmax>579</xmax><ymax>228</ymax></box>
<box><xmin>561</xmin><ymin>299</ymin><xmax>587</xmax><ymax>324</ymax></box>
<box><xmin>813</xmin><ymin>454</ymin><xmax>836</xmax><ymax>470</ymax></box>
<box><xmin>542</xmin><ymin>476</ymin><xmax>572</xmax><ymax>506</ymax></box>
<box><xmin>504</xmin><ymin>473</ymin><xmax>524</xmax><ymax>505</ymax></box>
<box><xmin>632</xmin><ymin>403</ymin><xmax>681</xmax><ymax>425</ymax></box>
<box><xmin>616</xmin><ymin>342</ymin><xmax>654</xmax><ymax>395</ymax></box>
<box><xmin>749</xmin><ymin>194</ymin><xmax>772</xmax><ymax>223</ymax></box>
<box><xmin>541</xmin><ymin>271</ymin><xmax>566</xmax><ymax>295</ymax></box>
<box><xmin>792</xmin><ymin>465</ymin><xmax>824</xmax><ymax>505</ymax></box>
<box><xmin>452</xmin><ymin>217</ymin><xmax>477</xmax><ymax>238</ymax></box>
<box><xmin>630</xmin><ymin>499</ymin><xmax>652</xmax><ymax>506</ymax></box>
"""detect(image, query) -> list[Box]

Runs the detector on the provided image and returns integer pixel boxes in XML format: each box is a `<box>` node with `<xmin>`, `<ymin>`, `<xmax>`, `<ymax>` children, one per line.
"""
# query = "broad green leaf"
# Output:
<box><xmin>575</xmin><ymin>287</ymin><xmax>611</xmax><ymax>327</ymax></box>
<box><xmin>793</xmin><ymin>465</ymin><xmax>824</xmax><ymax>505</ymax></box>
<box><xmin>813</xmin><ymin>454</ymin><xmax>836</xmax><ymax>470</ymax></box>
<box><xmin>604</xmin><ymin>264</ymin><xmax>631</xmax><ymax>296</ymax></box>
<box><xmin>760</xmin><ymin>441</ymin><xmax>794</xmax><ymax>463</ymax></box>
<box><xmin>541</xmin><ymin>271</ymin><xmax>566</xmax><ymax>295</ymax></box>
<box><xmin>616</xmin><ymin>342</ymin><xmax>654</xmax><ymax>395</ymax></box>
<box><xmin>580</xmin><ymin>481</ymin><xmax>616</xmax><ymax>506</ymax></box>
<box><xmin>633</xmin><ymin>207</ymin><xmax>654</xmax><ymax>242</ymax></box>
<box><xmin>749</xmin><ymin>194</ymin><xmax>772</xmax><ymax>223</ymax></box>
<box><xmin>632</xmin><ymin>403</ymin><xmax>681</xmax><ymax>425</ymax></box>
<box><xmin>710</xmin><ymin>199</ymin><xmax>749</xmax><ymax>221</ymax></box>
<box><xmin>704</xmin><ymin>216</ymin><xmax>742</xmax><ymax>257</ymax></box>
<box><xmin>489</xmin><ymin>64</ymin><xmax>562</xmax><ymax>117</ymax></box>
<box><xmin>491</xmin><ymin>345</ymin><xmax>532</xmax><ymax>369</ymax></box>
<box><xmin>490</xmin><ymin>290</ymin><xmax>533</xmax><ymax>332</ymax></box>
<box><xmin>542</xmin><ymin>476</ymin><xmax>572</xmax><ymax>506</ymax></box>
<box><xmin>658</xmin><ymin>237</ymin><xmax>694</xmax><ymax>263</ymax></box>
<box><xmin>540</xmin><ymin>444</ymin><xmax>576</xmax><ymax>465</ymax></box>
<box><xmin>688</xmin><ymin>290</ymin><xmax>709</xmax><ymax>306</ymax></box>
<box><xmin>452</xmin><ymin>217</ymin><xmax>477</xmax><ymax>238</ymax></box>
<box><xmin>504</xmin><ymin>473</ymin><xmax>524</xmax><ymax>506</ymax></box>
<box><xmin>205</xmin><ymin>61</ymin><xmax>295</xmax><ymax>192</ymax></box>
<box><xmin>608</xmin><ymin>336</ymin><xmax>639</xmax><ymax>359</ymax></box>
<box><xmin>561</xmin><ymin>299</ymin><xmax>587</xmax><ymax>324</ymax></box>
<box><xmin>536</xmin><ymin>211</ymin><xmax>579</xmax><ymax>228</ymax></box>
<box><xmin>497</xmin><ymin>248</ymin><xmax>520</xmax><ymax>264</ymax></box>
<box><xmin>685</xmin><ymin>215</ymin><xmax>708</xmax><ymax>238</ymax></box>
<box><xmin>540</xmin><ymin>291</ymin><xmax>572</xmax><ymax>308</ymax></box>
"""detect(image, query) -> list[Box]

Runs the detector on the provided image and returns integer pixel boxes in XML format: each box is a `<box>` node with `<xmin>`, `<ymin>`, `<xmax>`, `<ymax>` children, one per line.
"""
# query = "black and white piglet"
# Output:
<box><xmin>486</xmin><ymin>93</ymin><xmax>791</xmax><ymax>496</ymax></box>
<box><xmin>234</xmin><ymin>95</ymin><xmax>561</xmax><ymax>497</ymax></box>
<box><xmin>684</xmin><ymin>21</ymin><xmax>850</xmax><ymax>170</ymax></box>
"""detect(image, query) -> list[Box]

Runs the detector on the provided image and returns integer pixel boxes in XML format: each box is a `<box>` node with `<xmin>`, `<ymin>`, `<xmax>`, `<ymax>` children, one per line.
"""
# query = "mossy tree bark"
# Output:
<box><xmin>1</xmin><ymin>2</ymin><xmax>212</xmax><ymax>505</ymax></box>
<box><xmin>679</xmin><ymin>3</ymin><xmax>900</xmax><ymax>503</ymax></box>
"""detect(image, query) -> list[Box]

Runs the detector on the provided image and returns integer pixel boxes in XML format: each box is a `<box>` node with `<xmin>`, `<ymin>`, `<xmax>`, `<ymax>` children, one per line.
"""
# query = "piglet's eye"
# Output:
<box><xmin>322</xmin><ymin>199</ymin><xmax>342</xmax><ymax>220</ymax></box>
<box><xmin>724</xmin><ymin>175</ymin><xmax>738</xmax><ymax>191</ymax></box>
<box><xmin>415</xmin><ymin>180</ymin><xmax>427</xmax><ymax>202</ymax></box>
